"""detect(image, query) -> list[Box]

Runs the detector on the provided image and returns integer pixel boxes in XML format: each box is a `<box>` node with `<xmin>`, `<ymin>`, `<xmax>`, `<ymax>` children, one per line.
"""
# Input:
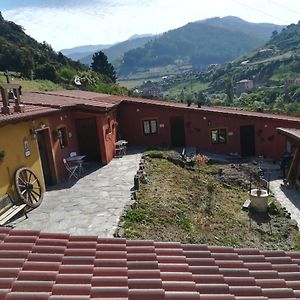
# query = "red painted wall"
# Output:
<box><xmin>48</xmin><ymin>111</ymin><xmax>79</xmax><ymax>182</ymax></box>
<box><xmin>72</xmin><ymin>110</ymin><xmax>117</xmax><ymax>165</ymax></box>
<box><xmin>48</xmin><ymin>109</ymin><xmax>118</xmax><ymax>183</ymax></box>
<box><xmin>118</xmin><ymin>102</ymin><xmax>300</xmax><ymax>160</ymax></box>
<box><xmin>97</xmin><ymin>110</ymin><xmax>118</xmax><ymax>164</ymax></box>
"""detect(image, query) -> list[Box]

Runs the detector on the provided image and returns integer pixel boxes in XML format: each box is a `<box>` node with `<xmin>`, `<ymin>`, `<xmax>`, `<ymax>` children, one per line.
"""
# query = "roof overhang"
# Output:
<box><xmin>277</xmin><ymin>128</ymin><xmax>300</xmax><ymax>143</ymax></box>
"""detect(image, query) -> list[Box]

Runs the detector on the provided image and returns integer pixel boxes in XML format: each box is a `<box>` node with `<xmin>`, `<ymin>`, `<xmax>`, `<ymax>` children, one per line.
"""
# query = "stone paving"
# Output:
<box><xmin>14</xmin><ymin>150</ymin><xmax>142</xmax><ymax>237</ymax></box>
<box><xmin>261</xmin><ymin>160</ymin><xmax>300</xmax><ymax>227</ymax></box>
<box><xmin>270</xmin><ymin>180</ymin><xmax>300</xmax><ymax>227</ymax></box>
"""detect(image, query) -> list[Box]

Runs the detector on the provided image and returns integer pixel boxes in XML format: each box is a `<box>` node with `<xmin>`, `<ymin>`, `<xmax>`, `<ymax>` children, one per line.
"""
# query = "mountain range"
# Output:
<box><xmin>61</xmin><ymin>16</ymin><xmax>284</xmax><ymax>77</ymax></box>
<box><xmin>119</xmin><ymin>16</ymin><xmax>284</xmax><ymax>76</ymax></box>
<box><xmin>61</xmin><ymin>34</ymin><xmax>154</xmax><ymax>65</ymax></box>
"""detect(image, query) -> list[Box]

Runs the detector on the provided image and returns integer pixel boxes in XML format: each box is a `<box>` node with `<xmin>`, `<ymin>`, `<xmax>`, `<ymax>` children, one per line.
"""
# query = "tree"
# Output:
<box><xmin>35</xmin><ymin>63</ymin><xmax>57</xmax><ymax>82</ymax></box>
<box><xmin>91</xmin><ymin>51</ymin><xmax>116</xmax><ymax>83</ymax></box>
<box><xmin>225</xmin><ymin>77</ymin><xmax>234</xmax><ymax>105</ymax></box>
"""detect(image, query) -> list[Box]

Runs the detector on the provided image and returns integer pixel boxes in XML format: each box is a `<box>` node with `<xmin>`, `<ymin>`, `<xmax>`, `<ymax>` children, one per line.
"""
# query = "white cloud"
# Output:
<box><xmin>2</xmin><ymin>0</ymin><xmax>300</xmax><ymax>50</ymax></box>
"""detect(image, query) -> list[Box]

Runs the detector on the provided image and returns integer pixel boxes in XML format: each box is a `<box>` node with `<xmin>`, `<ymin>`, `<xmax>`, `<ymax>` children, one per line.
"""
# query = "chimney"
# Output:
<box><xmin>0</xmin><ymin>84</ymin><xmax>25</xmax><ymax>114</ymax></box>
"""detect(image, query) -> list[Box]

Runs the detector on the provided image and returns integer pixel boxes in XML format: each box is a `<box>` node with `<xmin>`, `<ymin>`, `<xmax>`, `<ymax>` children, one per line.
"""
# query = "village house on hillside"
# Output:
<box><xmin>1</xmin><ymin>84</ymin><xmax>300</xmax><ymax>198</ymax></box>
<box><xmin>287</xmin><ymin>77</ymin><xmax>300</xmax><ymax>85</ymax></box>
<box><xmin>235</xmin><ymin>79</ymin><xmax>254</xmax><ymax>94</ymax></box>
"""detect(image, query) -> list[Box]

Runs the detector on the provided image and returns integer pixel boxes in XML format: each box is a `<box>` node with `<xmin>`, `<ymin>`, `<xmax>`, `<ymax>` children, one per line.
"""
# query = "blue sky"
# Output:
<box><xmin>2</xmin><ymin>0</ymin><xmax>300</xmax><ymax>50</ymax></box>
<box><xmin>1</xmin><ymin>0</ymin><xmax>83</xmax><ymax>10</ymax></box>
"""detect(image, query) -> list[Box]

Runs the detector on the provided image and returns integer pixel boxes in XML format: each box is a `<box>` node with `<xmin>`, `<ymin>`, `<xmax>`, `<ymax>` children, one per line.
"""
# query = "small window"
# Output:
<box><xmin>57</xmin><ymin>127</ymin><xmax>68</xmax><ymax>149</ymax></box>
<box><xmin>143</xmin><ymin>119</ymin><xmax>158</xmax><ymax>135</ymax></box>
<box><xmin>211</xmin><ymin>128</ymin><xmax>227</xmax><ymax>144</ymax></box>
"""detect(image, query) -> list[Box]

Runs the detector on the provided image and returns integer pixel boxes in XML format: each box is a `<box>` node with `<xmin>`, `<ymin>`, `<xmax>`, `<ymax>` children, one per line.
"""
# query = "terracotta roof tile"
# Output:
<box><xmin>4</xmin><ymin>90</ymin><xmax>300</xmax><ymax>128</ymax></box>
<box><xmin>0</xmin><ymin>228</ymin><xmax>299</xmax><ymax>299</ymax></box>
<box><xmin>0</xmin><ymin>103</ymin><xmax>58</xmax><ymax>127</ymax></box>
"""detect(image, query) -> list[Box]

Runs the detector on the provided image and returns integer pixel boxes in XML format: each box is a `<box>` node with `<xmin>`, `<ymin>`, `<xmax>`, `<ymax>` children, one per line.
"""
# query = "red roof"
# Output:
<box><xmin>3</xmin><ymin>90</ymin><xmax>300</xmax><ymax>125</ymax></box>
<box><xmin>21</xmin><ymin>91</ymin><xmax>123</xmax><ymax>111</ymax></box>
<box><xmin>122</xmin><ymin>97</ymin><xmax>300</xmax><ymax>122</ymax></box>
<box><xmin>0</xmin><ymin>103</ymin><xmax>58</xmax><ymax>127</ymax></box>
<box><xmin>39</xmin><ymin>90</ymin><xmax>300</xmax><ymax>122</ymax></box>
<box><xmin>1</xmin><ymin>227</ymin><xmax>300</xmax><ymax>299</ymax></box>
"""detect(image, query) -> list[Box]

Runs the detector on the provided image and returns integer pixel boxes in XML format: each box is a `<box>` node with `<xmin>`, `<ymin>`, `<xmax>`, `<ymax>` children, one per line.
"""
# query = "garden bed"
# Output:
<box><xmin>121</xmin><ymin>150</ymin><xmax>300</xmax><ymax>250</ymax></box>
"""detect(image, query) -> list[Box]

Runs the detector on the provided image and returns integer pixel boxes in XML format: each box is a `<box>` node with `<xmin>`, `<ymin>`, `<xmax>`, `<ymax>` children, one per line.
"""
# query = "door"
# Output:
<box><xmin>240</xmin><ymin>125</ymin><xmax>256</xmax><ymax>157</ymax></box>
<box><xmin>75</xmin><ymin>117</ymin><xmax>101</xmax><ymax>162</ymax></box>
<box><xmin>170</xmin><ymin>116</ymin><xmax>186</xmax><ymax>147</ymax></box>
<box><xmin>37</xmin><ymin>130</ymin><xmax>53</xmax><ymax>187</ymax></box>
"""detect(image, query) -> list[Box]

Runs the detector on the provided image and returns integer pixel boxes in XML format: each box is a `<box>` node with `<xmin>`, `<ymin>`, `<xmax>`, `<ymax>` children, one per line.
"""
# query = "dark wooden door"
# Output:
<box><xmin>170</xmin><ymin>116</ymin><xmax>186</xmax><ymax>147</ymax></box>
<box><xmin>37</xmin><ymin>131</ymin><xmax>53</xmax><ymax>187</ymax></box>
<box><xmin>240</xmin><ymin>125</ymin><xmax>256</xmax><ymax>157</ymax></box>
<box><xmin>75</xmin><ymin>118</ymin><xmax>101</xmax><ymax>162</ymax></box>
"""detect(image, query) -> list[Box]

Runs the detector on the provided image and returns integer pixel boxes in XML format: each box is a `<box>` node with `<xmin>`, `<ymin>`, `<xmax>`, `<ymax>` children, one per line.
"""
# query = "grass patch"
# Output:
<box><xmin>143</xmin><ymin>150</ymin><xmax>165</xmax><ymax>158</ymax></box>
<box><xmin>123</xmin><ymin>155</ymin><xmax>300</xmax><ymax>250</ymax></box>
<box><xmin>0</xmin><ymin>75</ymin><xmax>63</xmax><ymax>92</ymax></box>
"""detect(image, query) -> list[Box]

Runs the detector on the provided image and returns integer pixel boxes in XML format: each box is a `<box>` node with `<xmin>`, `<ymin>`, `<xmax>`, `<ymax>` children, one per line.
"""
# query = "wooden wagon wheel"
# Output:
<box><xmin>15</xmin><ymin>167</ymin><xmax>44</xmax><ymax>208</ymax></box>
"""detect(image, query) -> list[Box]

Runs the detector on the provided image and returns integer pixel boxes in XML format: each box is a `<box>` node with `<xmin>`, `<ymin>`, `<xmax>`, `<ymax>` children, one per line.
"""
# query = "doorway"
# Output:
<box><xmin>75</xmin><ymin>117</ymin><xmax>101</xmax><ymax>162</ymax></box>
<box><xmin>240</xmin><ymin>125</ymin><xmax>256</xmax><ymax>157</ymax></box>
<box><xmin>36</xmin><ymin>130</ymin><xmax>53</xmax><ymax>187</ymax></box>
<box><xmin>170</xmin><ymin>116</ymin><xmax>186</xmax><ymax>147</ymax></box>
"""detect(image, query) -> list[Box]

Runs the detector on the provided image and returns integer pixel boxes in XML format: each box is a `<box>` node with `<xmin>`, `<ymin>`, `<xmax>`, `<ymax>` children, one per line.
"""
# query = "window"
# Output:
<box><xmin>57</xmin><ymin>127</ymin><xmax>68</xmax><ymax>149</ymax></box>
<box><xmin>211</xmin><ymin>128</ymin><xmax>227</xmax><ymax>144</ymax></box>
<box><xmin>143</xmin><ymin>119</ymin><xmax>157</xmax><ymax>135</ymax></box>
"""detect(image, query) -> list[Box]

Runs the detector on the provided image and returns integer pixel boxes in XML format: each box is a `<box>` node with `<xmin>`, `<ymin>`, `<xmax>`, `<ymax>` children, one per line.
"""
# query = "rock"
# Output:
<box><xmin>242</xmin><ymin>199</ymin><xmax>251</xmax><ymax>211</ymax></box>
<box><xmin>140</xmin><ymin>176</ymin><xmax>148</xmax><ymax>184</ymax></box>
<box><xmin>290</xmin><ymin>219</ymin><xmax>298</xmax><ymax>229</ymax></box>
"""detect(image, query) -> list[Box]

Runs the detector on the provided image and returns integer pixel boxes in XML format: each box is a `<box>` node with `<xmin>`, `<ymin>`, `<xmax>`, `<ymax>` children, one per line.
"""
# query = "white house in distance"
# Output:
<box><xmin>236</xmin><ymin>79</ymin><xmax>254</xmax><ymax>94</ymax></box>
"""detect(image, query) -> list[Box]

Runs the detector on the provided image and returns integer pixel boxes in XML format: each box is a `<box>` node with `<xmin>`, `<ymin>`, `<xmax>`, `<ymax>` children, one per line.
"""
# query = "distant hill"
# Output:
<box><xmin>167</xmin><ymin>20</ymin><xmax>300</xmax><ymax>96</ymax></box>
<box><xmin>212</xmin><ymin>21</ymin><xmax>300</xmax><ymax>86</ymax></box>
<box><xmin>80</xmin><ymin>35</ymin><xmax>154</xmax><ymax>66</ymax></box>
<box><xmin>200</xmin><ymin>16</ymin><xmax>284</xmax><ymax>42</ymax></box>
<box><xmin>0</xmin><ymin>11</ymin><xmax>85</xmax><ymax>80</ymax></box>
<box><xmin>118</xmin><ymin>16</ymin><xmax>284</xmax><ymax>76</ymax></box>
<box><xmin>128</xmin><ymin>34</ymin><xmax>153</xmax><ymax>40</ymax></box>
<box><xmin>60</xmin><ymin>44</ymin><xmax>112</xmax><ymax>61</ymax></box>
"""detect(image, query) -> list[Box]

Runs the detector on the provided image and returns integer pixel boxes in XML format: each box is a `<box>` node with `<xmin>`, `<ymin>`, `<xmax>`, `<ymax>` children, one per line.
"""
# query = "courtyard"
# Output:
<box><xmin>13</xmin><ymin>150</ymin><xmax>142</xmax><ymax>236</ymax></box>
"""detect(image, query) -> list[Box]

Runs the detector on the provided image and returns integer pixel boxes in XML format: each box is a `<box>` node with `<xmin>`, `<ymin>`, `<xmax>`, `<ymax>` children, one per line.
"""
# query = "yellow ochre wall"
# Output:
<box><xmin>0</xmin><ymin>118</ymin><xmax>48</xmax><ymax>199</ymax></box>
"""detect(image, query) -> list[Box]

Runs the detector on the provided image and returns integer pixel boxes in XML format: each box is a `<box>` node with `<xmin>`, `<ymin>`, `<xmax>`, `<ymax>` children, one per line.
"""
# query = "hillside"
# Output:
<box><xmin>0</xmin><ymin>11</ymin><xmax>85</xmax><ymax>80</ymax></box>
<box><xmin>151</xmin><ymin>21</ymin><xmax>300</xmax><ymax>115</ymax></box>
<box><xmin>80</xmin><ymin>35</ymin><xmax>153</xmax><ymax>66</ymax></box>
<box><xmin>200</xmin><ymin>16</ymin><xmax>284</xmax><ymax>43</ymax></box>
<box><xmin>0</xmin><ymin>13</ymin><xmax>129</xmax><ymax>96</ymax></box>
<box><xmin>118</xmin><ymin>16</ymin><xmax>283</xmax><ymax>77</ymax></box>
<box><xmin>208</xmin><ymin>21</ymin><xmax>300</xmax><ymax>88</ymax></box>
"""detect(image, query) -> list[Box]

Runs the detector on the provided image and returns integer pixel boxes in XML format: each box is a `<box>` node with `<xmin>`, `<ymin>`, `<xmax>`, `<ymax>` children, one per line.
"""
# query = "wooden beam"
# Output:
<box><xmin>287</xmin><ymin>146</ymin><xmax>300</xmax><ymax>183</ymax></box>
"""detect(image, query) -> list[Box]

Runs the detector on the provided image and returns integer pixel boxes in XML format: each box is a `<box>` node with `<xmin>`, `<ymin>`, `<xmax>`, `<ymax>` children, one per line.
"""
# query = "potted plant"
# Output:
<box><xmin>0</xmin><ymin>150</ymin><xmax>5</xmax><ymax>164</ymax></box>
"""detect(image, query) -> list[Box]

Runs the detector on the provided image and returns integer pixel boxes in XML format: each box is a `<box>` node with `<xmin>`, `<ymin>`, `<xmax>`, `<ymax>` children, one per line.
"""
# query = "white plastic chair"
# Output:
<box><xmin>70</xmin><ymin>151</ymin><xmax>77</xmax><ymax>157</ymax></box>
<box><xmin>63</xmin><ymin>158</ymin><xmax>79</xmax><ymax>180</ymax></box>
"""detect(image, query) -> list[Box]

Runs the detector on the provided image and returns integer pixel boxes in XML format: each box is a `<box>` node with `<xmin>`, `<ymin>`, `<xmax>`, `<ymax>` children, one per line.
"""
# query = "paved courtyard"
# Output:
<box><xmin>14</xmin><ymin>150</ymin><xmax>142</xmax><ymax>237</ymax></box>
<box><xmin>261</xmin><ymin>160</ymin><xmax>300</xmax><ymax>227</ymax></box>
<box><xmin>270</xmin><ymin>180</ymin><xmax>300</xmax><ymax>227</ymax></box>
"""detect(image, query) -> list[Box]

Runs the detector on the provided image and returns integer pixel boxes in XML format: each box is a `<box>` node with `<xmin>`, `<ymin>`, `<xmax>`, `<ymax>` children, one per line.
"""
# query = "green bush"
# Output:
<box><xmin>144</xmin><ymin>150</ymin><xmax>165</xmax><ymax>158</ymax></box>
<box><xmin>125</xmin><ymin>209</ymin><xmax>147</xmax><ymax>224</ymax></box>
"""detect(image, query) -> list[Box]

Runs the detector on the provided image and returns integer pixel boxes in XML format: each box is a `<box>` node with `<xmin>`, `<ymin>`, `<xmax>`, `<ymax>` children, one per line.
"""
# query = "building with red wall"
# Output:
<box><xmin>118</xmin><ymin>98</ymin><xmax>300</xmax><ymax>161</ymax></box>
<box><xmin>21</xmin><ymin>91</ymin><xmax>120</xmax><ymax>184</ymax></box>
<box><xmin>19</xmin><ymin>90</ymin><xmax>300</xmax><ymax>186</ymax></box>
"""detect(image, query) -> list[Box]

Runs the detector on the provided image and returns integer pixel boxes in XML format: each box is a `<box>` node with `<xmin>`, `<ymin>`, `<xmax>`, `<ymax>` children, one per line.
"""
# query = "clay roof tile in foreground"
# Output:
<box><xmin>0</xmin><ymin>228</ymin><xmax>299</xmax><ymax>299</ymax></box>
